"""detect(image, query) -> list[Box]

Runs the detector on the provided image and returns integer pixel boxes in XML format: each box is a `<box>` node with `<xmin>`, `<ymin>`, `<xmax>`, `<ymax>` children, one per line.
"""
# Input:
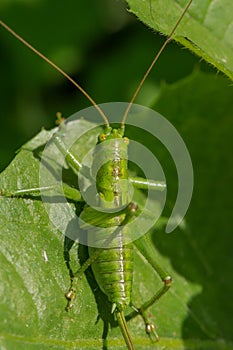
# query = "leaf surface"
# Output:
<box><xmin>127</xmin><ymin>0</ymin><xmax>233</xmax><ymax>80</ymax></box>
<box><xmin>1</xmin><ymin>70</ymin><xmax>233</xmax><ymax>349</ymax></box>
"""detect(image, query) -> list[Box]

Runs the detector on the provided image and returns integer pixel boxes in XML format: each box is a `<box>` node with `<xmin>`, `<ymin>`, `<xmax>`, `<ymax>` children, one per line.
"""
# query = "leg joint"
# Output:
<box><xmin>164</xmin><ymin>275</ymin><xmax>172</xmax><ymax>286</ymax></box>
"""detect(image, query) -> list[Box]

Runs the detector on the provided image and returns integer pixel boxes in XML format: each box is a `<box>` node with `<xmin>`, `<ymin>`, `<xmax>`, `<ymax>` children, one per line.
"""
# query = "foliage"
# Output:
<box><xmin>128</xmin><ymin>0</ymin><xmax>233</xmax><ymax>80</ymax></box>
<box><xmin>0</xmin><ymin>0</ymin><xmax>233</xmax><ymax>349</ymax></box>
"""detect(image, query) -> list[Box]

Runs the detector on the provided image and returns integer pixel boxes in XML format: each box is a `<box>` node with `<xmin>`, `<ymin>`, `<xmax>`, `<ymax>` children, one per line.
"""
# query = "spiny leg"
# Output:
<box><xmin>130</xmin><ymin>174</ymin><xmax>169</xmax><ymax>339</ymax></box>
<box><xmin>129</xmin><ymin>176</ymin><xmax>166</xmax><ymax>191</ymax></box>
<box><xmin>65</xmin><ymin>237</ymin><xmax>118</xmax><ymax>310</ymax></box>
<box><xmin>0</xmin><ymin>182</ymin><xmax>83</xmax><ymax>202</ymax></box>
<box><xmin>0</xmin><ymin>131</ymin><xmax>86</xmax><ymax>200</ymax></box>
<box><xmin>132</xmin><ymin>234</ymin><xmax>172</xmax><ymax>340</ymax></box>
<box><xmin>66</xmin><ymin>235</ymin><xmax>127</xmax><ymax>310</ymax></box>
<box><xmin>52</xmin><ymin>132</ymin><xmax>82</xmax><ymax>175</ymax></box>
<box><xmin>65</xmin><ymin>203</ymin><xmax>138</xmax><ymax>310</ymax></box>
<box><xmin>53</xmin><ymin>132</ymin><xmax>166</xmax><ymax>190</ymax></box>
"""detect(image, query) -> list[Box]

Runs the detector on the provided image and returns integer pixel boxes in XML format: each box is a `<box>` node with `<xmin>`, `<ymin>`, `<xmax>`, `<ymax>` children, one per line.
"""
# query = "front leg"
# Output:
<box><xmin>0</xmin><ymin>182</ymin><xmax>83</xmax><ymax>202</ymax></box>
<box><xmin>129</xmin><ymin>176</ymin><xmax>166</xmax><ymax>191</ymax></box>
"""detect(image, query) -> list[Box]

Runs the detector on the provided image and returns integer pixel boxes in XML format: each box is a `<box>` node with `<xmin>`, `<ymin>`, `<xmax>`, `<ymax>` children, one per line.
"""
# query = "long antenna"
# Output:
<box><xmin>121</xmin><ymin>0</ymin><xmax>193</xmax><ymax>126</ymax></box>
<box><xmin>0</xmin><ymin>20</ymin><xmax>110</xmax><ymax>127</ymax></box>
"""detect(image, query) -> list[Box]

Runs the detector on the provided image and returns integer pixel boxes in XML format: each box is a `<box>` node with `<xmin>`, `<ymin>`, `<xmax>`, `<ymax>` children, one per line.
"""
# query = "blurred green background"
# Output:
<box><xmin>1</xmin><ymin>0</ymin><xmax>233</xmax><ymax>348</ymax></box>
<box><xmin>1</xmin><ymin>0</ymin><xmax>203</xmax><ymax>172</ymax></box>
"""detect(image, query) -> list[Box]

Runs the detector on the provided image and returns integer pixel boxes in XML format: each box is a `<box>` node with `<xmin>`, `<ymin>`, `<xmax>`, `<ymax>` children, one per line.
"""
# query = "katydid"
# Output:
<box><xmin>0</xmin><ymin>1</ymin><xmax>193</xmax><ymax>349</ymax></box>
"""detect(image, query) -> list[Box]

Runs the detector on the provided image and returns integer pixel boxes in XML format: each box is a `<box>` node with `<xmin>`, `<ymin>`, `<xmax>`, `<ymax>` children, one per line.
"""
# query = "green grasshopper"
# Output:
<box><xmin>0</xmin><ymin>1</ymin><xmax>193</xmax><ymax>349</ymax></box>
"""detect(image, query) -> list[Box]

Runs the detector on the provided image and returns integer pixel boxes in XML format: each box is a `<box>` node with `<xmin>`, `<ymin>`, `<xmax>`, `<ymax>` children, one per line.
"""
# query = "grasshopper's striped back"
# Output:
<box><xmin>93</xmin><ymin>127</ymin><xmax>129</xmax><ymax>209</ymax></box>
<box><xmin>86</xmin><ymin>126</ymin><xmax>134</xmax><ymax>310</ymax></box>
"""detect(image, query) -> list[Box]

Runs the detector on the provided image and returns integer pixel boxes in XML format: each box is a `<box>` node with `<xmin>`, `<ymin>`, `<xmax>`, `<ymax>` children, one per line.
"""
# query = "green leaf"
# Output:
<box><xmin>127</xmin><ymin>0</ymin><xmax>233</xmax><ymax>80</ymax></box>
<box><xmin>1</xmin><ymin>69</ymin><xmax>233</xmax><ymax>349</ymax></box>
<box><xmin>1</xmin><ymin>1</ymin><xmax>233</xmax><ymax>349</ymax></box>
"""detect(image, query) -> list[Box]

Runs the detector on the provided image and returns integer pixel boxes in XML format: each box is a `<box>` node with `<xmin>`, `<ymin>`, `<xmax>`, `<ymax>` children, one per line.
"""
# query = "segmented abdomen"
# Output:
<box><xmin>88</xmin><ymin>232</ymin><xmax>133</xmax><ymax>311</ymax></box>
